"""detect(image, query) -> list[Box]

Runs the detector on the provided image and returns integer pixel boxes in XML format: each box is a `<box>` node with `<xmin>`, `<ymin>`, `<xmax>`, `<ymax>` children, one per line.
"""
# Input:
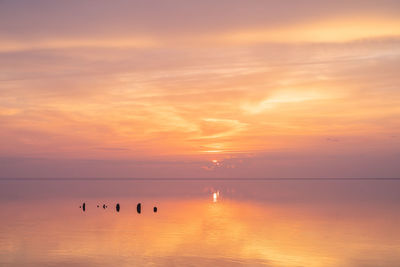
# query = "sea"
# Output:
<box><xmin>0</xmin><ymin>178</ymin><xmax>399</xmax><ymax>266</ymax></box>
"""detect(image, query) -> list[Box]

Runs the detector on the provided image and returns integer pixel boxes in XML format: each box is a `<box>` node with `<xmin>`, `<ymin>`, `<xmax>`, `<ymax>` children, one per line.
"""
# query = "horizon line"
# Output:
<box><xmin>1</xmin><ymin>177</ymin><xmax>400</xmax><ymax>181</ymax></box>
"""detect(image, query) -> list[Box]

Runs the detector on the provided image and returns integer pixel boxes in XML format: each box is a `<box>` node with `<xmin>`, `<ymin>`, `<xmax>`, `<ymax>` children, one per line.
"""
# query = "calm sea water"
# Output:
<box><xmin>0</xmin><ymin>179</ymin><xmax>400</xmax><ymax>266</ymax></box>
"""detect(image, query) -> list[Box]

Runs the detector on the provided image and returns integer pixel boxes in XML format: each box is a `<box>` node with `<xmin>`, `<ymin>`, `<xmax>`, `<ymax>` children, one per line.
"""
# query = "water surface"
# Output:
<box><xmin>0</xmin><ymin>180</ymin><xmax>399</xmax><ymax>266</ymax></box>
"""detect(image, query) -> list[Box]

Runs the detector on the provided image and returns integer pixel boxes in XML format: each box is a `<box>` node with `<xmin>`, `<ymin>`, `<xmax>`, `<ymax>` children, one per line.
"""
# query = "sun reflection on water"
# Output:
<box><xmin>213</xmin><ymin>191</ymin><xmax>220</xmax><ymax>203</ymax></box>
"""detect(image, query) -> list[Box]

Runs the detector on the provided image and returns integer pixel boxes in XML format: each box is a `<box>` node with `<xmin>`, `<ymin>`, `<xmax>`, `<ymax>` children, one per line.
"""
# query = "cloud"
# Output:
<box><xmin>1</xmin><ymin>17</ymin><xmax>400</xmax><ymax>53</ymax></box>
<box><xmin>218</xmin><ymin>16</ymin><xmax>400</xmax><ymax>44</ymax></box>
<box><xmin>0</xmin><ymin>1</ymin><xmax>400</xmax><ymax>178</ymax></box>
<box><xmin>0</xmin><ymin>37</ymin><xmax>158</xmax><ymax>53</ymax></box>
<box><xmin>2</xmin><ymin>1</ymin><xmax>400</xmax><ymax>53</ymax></box>
<box><xmin>94</xmin><ymin>147</ymin><xmax>131</xmax><ymax>151</ymax></box>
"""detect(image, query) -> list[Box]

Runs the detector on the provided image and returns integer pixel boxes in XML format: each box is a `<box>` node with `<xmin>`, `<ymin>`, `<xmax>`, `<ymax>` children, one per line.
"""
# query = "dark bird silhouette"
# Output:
<box><xmin>153</xmin><ymin>206</ymin><xmax>157</xmax><ymax>213</ymax></box>
<box><xmin>116</xmin><ymin>203</ymin><xmax>120</xmax><ymax>212</ymax></box>
<box><xmin>137</xmin><ymin>203</ymin><xmax>142</xmax><ymax>214</ymax></box>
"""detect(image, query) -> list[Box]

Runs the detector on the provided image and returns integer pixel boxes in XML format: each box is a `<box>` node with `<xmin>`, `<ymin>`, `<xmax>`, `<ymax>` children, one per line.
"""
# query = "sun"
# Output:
<box><xmin>211</xmin><ymin>159</ymin><xmax>221</xmax><ymax>167</ymax></box>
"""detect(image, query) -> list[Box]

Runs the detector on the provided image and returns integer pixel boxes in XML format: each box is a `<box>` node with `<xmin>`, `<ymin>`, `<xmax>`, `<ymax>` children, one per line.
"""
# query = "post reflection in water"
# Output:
<box><xmin>0</xmin><ymin>181</ymin><xmax>400</xmax><ymax>266</ymax></box>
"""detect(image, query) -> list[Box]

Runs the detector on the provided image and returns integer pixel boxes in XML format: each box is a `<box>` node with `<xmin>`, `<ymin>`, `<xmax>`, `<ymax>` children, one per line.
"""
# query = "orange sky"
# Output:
<box><xmin>0</xmin><ymin>0</ymin><xmax>399</xmax><ymax>178</ymax></box>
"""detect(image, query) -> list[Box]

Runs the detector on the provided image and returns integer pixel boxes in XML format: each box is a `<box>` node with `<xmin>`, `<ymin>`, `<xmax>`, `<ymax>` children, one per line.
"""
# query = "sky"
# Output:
<box><xmin>0</xmin><ymin>0</ymin><xmax>399</xmax><ymax>178</ymax></box>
